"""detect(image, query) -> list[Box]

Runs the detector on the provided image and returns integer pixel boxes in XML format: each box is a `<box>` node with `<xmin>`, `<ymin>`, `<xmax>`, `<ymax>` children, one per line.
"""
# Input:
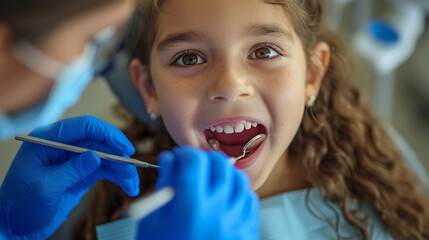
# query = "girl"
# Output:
<box><xmin>77</xmin><ymin>0</ymin><xmax>429</xmax><ymax>239</ymax></box>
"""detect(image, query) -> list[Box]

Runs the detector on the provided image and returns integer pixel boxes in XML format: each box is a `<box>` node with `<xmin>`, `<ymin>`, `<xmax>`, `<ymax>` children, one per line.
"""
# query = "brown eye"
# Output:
<box><xmin>249</xmin><ymin>45</ymin><xmax>280</xmax><ymax>60</ymax></box>
<box><xmin>255</xmin><ymin>47</ymin><xmax>271</xmax><ymax>59</ymax></box>
<box><xmin>173</xmin><ymin>52</ymin><xmax>205</xmax><ymax>66</ymax></box>
<box><xmin>182</xmin><ymin>54</ymin><xmax>198</xmax><ymax>65</ymax></box>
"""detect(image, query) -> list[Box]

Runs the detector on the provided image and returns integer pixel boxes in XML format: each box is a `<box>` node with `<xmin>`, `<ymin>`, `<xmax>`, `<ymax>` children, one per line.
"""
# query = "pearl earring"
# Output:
<box><xmin>307</xmin><ymin>95</ymin><xmax>316</xmax><ymax>107</ymax></box>
<box><xmin>147</xmin><ymin>109</ymin><xmax>157</xmax><ymax>120</ymax></box>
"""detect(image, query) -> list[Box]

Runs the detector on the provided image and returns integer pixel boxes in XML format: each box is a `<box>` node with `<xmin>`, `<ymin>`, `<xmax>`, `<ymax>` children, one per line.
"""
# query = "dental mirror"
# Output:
<box><xmin>209</xmin><ymin>133</ymin><xmax>266</xmax><ymax>165</ymax></box>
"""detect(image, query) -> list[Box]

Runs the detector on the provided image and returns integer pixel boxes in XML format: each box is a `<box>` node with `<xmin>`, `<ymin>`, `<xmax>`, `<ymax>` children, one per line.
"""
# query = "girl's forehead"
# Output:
<box><xmin>154</xmin><ymin>0</ymin><xmax>296</xmax><ymax>43</ymax></box>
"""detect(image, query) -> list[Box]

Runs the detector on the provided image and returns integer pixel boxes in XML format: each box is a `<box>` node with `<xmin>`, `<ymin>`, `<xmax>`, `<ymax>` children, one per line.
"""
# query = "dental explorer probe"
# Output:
<box><xmin>15</xmin><ymin>134</ymin><xmax>159</xmax><ymax>168</ymax></box>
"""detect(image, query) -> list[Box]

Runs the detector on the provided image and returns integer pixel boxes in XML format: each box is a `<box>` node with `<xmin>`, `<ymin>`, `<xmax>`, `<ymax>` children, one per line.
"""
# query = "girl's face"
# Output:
<box><xmin>133</xmin><ymin>0</ymin><xmax>329</xmax><ymax>192</ymax></box>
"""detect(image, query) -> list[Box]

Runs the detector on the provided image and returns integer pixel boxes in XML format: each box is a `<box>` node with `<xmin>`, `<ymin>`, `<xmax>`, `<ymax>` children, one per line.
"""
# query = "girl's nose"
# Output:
<box><xmin>206</xmin><ymin>63</ymin><xmax>254</xmax><ymax>102</ymax></box>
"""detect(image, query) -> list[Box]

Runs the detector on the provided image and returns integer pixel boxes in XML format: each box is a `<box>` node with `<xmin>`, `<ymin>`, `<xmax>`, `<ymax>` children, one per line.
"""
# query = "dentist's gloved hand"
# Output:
<box><xmin>138</xmin><ymin>146</ymin><xmax>259</xmax><ymax>240</ymax></box>
<box><xmin>0</xmin><ymin>116</ymin><xmax>140</xmax><ymax>239</ymax></box>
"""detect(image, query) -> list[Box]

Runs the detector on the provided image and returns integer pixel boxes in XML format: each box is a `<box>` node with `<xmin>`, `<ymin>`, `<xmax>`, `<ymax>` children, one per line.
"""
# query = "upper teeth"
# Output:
<box><xmin>209</xmin><ymin>121</ymin><xmax>258</xmax><ymax>134</ymax></box>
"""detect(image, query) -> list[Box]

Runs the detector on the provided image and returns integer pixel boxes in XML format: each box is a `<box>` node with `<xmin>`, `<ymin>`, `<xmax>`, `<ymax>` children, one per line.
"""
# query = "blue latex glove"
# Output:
<box><xmin>137</xmin><ymin>146</ymin><xmax>259</xmax><ymax>240</ymax></box>
<box><xmin>0</xmin><ymin>116</ymin><xmax>140</xmax><ymax>239</ymax></box>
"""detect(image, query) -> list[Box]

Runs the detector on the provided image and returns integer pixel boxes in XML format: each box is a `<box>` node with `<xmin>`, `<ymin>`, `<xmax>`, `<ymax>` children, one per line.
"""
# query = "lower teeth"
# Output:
<box><xmin>208</xmin><ymin>139</ymin><xmax>220</xmax><ymax>150</ymax></box>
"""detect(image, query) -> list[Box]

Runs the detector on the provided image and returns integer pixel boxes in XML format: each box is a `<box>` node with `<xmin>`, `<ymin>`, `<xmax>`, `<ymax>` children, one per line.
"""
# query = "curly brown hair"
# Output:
<box><xmin>76</xmin><ymin>0</ymin><xmax>429</xmax><ymax>239</ymax></box>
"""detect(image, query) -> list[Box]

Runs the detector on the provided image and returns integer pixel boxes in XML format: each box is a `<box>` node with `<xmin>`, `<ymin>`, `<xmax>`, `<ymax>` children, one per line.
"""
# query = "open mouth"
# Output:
<box><xmin>203</xmin><ymin>120</ymin><xmax>267</xmax><ymax>160</ymax></box>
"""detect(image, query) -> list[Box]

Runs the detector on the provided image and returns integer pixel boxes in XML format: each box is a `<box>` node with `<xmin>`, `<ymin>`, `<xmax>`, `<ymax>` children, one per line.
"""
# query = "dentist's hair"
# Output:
<box><xmin>77</xmin><ymin>0</ymin><xmax>429</xmax><ymax>239</ymax></box>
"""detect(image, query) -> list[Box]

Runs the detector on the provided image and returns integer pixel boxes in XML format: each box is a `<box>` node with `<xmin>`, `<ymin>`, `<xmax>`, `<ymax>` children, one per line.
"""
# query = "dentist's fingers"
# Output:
<box><xmin>48</xmin><ymin>151</ymin><xmax>101</xmax><ymax>190</ymax></box>
<box><xmin>91</xmin><ymin>162</ymin><xmax>140</xmax><ymax>197</ymax></box>
<box><xmin>30</xmin><ymin>116</ymin><xmax>135</xmax><ymax>156</ymax></box>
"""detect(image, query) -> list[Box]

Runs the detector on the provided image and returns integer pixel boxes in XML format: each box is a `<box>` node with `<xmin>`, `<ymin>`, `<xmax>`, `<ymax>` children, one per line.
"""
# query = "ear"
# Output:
<box><xmin>305</xmin><ymin>41</ymin><xmax>330</xmax><ymax>102</ymax></box>
<box><xmin>130</xmin><ymin>58</ymin><xmax>160</xmax><ymax>117</ymax></box>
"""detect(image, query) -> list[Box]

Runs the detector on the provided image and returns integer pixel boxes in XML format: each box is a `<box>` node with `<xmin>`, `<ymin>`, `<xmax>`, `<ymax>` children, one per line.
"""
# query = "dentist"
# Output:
<box><xmin>0</xmin><ymin>0</ymin><xmax>142</xmax><ymax>238</ymax></box>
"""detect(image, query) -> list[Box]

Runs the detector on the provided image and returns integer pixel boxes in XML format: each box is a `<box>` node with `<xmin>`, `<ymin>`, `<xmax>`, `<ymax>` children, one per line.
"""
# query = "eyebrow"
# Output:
<box><xmin>243</xmin><ymin>24</ymin><xmax>294</xmax><ymax>42</ymax></box>
<box><xmin>157</xmin><ymin>31</ymin><xmax>206</xmax><ymax>51</ymax></box>
<box><xmin>157</xmin><ymin>24</ymin><xmax>293</xmax><ymax>52</ymax></box>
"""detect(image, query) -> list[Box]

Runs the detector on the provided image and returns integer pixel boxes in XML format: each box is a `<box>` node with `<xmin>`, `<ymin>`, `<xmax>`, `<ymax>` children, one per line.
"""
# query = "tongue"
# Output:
<box><xmin>220</xmin><ymin>144</ymin><xmax>244</xmax><ymax>158</ymax></box>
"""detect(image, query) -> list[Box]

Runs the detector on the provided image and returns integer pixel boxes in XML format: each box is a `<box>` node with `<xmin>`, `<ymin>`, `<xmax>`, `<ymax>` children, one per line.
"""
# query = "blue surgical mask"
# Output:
<box><xmin>0</xmin><ymin>26</ymin><xmax>118</xmax><ymax>141</ymax></box>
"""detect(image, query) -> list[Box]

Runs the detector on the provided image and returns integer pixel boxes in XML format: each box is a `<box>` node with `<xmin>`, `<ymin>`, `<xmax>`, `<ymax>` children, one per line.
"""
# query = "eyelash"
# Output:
<box><xmin>170</xmin><ymin>50</ymin><xmax>206</xmax><ymax>67</ymax></box>
<box><xmin>248</xmin><ymin>43</ymin><xmax>283</xmax><ymax>60</ymax></box>
<box><xmin>170</xmin><ymin>43</ymin><xmax>283</xmax><ymax>67</ymax></box>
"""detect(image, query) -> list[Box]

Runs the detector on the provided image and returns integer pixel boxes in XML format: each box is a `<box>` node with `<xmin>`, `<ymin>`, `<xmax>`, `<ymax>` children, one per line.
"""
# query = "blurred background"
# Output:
<box><xmin>0</xmin><ymin>0</ymin><xmax>428</xmax><ymax>227</ymax></box>
<box><xmin>327</xmin><ymin>0</ymin><xmax>429</xmax><ymax>180</ymax></box>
